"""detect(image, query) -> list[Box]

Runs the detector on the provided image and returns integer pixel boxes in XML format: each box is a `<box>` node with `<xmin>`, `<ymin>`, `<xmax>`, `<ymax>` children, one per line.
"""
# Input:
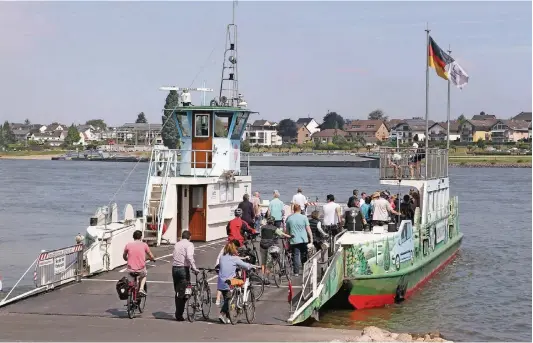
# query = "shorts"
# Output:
<box><xmin>127</xmin><ymin>268</ymin><xmax>147</xmax><ymax>281</ymax></box>
<box><xmin>260</xmin><ymin>246</ymin><xmax>273</xmax><ymax>267</ymax></box>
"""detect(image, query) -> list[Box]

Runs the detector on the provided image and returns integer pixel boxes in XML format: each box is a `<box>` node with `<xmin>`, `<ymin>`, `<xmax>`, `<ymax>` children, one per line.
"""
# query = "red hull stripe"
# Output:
<box><xmin>349</xmin><ymin>249</ymin><xmax>459</xmax><ymax>309</ymax></box>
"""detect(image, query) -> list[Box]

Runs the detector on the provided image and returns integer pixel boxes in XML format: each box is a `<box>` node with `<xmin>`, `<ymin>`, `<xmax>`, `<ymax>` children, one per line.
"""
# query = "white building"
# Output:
<box><xmin>243</xmin><ymin>120</ymin><xmax>282</xmax><ymax>146</ymax></box>
<box><xmin>389</xmin><ymin>119</ymin><xmax>433</xmax><ymax>144</ymax></box>
<box><xmin>296</xmin><ymin>118</ymin><xmax>321</xmax><ymax>135</ymax></box>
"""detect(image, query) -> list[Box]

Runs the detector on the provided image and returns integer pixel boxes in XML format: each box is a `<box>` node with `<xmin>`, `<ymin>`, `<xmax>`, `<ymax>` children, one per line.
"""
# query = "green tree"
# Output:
<box><xmin>85</xmin><ymin>119</ymin><xmax>107</xmax><ymax>130</ymax></box>
<box><xmin>457</xmin><ymin>114</ymin><xmax>467</xmax><ymax>127</ymax></box>
<box><xmin>135</xmin><ymin>112</ymin><xmax>148</xmax><ymax>124</ymax></box>
<box><xmin>321</xmin><ymin>111</ymin><xmax>345</xmax><ymax>130</ymax></box>
<box><xmin>277</xmin><ymin>119</ymin><xmax>298</xmax><ymax>140</ymax></box>
<box><xmin>64</xmin><ymin>124</ymin><xmax>81</xmax><ymax>146</ymax></box>
<box><xmin>24</xmin><ymin>118</ymin><xmax>31</xmax><ymax>125</ymax></box>
<box><xmin>476</xmin><ymin>138</ymin><xmax>486</xmax><ymax>150</ymax></box>
<box><xmin>1</xmin><ymin>121</ymin><xmax>16</xmax><ymax>146</ymax></box>
<box><xmin>368</xmin><ymin>109</ymin><xmax>388</xmax><ymax>121</ymax></box>
<box><xmin>240</xmin><ymin>139</ymin><xmax>251</xmax><ymax>152</ymax></box>
<box><xmin>332</xmin><ymin>132</ymin><xmax>348</xmax><ymax>145</ymax></box>
<box><xmin>161</xmin><ymin>90</ymin><xmax>180</xmax><ymax>149</ymax></box>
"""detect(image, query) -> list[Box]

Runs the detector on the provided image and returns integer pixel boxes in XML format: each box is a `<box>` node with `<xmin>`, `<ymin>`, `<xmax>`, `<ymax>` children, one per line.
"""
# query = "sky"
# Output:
<box><xmin>0</xmin><ymin>1</ymin><xmax>531</xmax><ymax>127</ymax></box>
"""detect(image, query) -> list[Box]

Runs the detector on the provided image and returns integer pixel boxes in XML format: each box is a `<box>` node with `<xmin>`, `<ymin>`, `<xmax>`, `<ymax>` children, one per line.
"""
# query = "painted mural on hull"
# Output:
<box><xmin>343</xmin><ymin>196</ymin><xmax>462</xmax><ymax>309</ymax></box>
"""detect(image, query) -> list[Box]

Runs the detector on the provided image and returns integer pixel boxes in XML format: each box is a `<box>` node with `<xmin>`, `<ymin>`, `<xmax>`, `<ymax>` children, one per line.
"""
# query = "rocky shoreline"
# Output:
<box><xmin>449</xmin><ymin>162</ymin><xmax>531</xmax><ymax>168</ymax></box>
<box><xmin>333</xmin><ymin>326</ymin><xmax>453</xmax><ymax>342</ymax></box>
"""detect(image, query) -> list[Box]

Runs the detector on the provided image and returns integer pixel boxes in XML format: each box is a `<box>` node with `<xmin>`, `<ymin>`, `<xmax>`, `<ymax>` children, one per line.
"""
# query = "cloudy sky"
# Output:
<box><xmin>0</xmin><ymin>1</ymin><xmax>531</xmax><ymax>126</ymax></box>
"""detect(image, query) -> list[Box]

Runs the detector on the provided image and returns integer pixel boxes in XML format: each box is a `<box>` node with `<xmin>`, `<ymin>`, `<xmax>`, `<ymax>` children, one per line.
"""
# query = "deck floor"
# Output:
<box><xmin>0</xmin><ymin>240</ymin><xmax>304</xmax><ymax>326</ymax></box>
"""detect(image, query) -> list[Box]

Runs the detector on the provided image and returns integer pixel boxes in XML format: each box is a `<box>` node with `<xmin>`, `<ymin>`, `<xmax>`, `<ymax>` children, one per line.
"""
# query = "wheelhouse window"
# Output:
<box><xmin>195</xmin><ymin>114</ymin><xmax>209</xmax><ymax>137</ymax></box>
<box><xmin>214</xmin><ymin>113</ymin><xmax>231</xmax><ymax>138</ymax></box>
<box><xmin>176</xmin><ymin>112</ymin><xmax>191</xmax><ymax>137</ymax></box>
<box><xmin>231</xmin><ymin>112</ymin><xmax>248</xmax><ymax>140</ymax></box>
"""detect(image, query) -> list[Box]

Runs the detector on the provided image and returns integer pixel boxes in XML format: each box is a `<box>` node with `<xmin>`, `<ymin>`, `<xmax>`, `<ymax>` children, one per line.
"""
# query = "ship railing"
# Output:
<box><xmin>0</xmin><ymin>244</ymin><xmax>84</xmax><ymax>308</ymax></box>
<box><xmin>148</xmin><ymin>149</ymin><xmax>250</xmax><ymax>177</ymax></box>
<box><xmin>379</xmin><ymin>147</ymin><xmax>448</xmax><ymax>180</ymax></box>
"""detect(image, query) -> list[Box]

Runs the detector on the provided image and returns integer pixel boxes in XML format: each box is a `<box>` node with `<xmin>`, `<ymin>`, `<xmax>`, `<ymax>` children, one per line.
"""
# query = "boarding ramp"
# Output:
<box><xmin>288</xmin><ymin>230</ymin><xmax>347</xmax><ymax>324</ymax></box>
<box><xmin>0</xmin><ymin>244</ymin><xmax>84</xmax><ymax>307</ymax></box>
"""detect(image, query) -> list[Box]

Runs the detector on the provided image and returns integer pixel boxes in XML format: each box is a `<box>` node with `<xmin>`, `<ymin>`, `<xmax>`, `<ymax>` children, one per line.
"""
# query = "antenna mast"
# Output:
<box><xmin>219</xmin><ymin>0</ymin><xmax>239</xmax><ymax>107</ymax></box>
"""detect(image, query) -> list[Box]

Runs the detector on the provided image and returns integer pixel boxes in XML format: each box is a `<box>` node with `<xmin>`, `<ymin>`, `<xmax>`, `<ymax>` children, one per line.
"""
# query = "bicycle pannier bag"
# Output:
<box><xmin>116</xmin><ymin>277</ymin><xmax>129</xmax><ymax>300</ymax></box>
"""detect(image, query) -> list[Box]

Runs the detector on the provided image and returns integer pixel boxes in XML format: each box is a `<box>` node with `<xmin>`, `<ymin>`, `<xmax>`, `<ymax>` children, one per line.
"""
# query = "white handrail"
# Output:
<box><xmin>0</xmin><ymin>258</ymin><xmax>38</xmax><ymax>305</ymax></box>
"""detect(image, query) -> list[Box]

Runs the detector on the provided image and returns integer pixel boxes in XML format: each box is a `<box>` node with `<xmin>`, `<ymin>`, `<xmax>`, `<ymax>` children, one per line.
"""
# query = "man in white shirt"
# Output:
<box><xmin>371</xmin><ymin>191</ymin><xmax>400</xmax><ymax>225</ymax></box>
<box><xmin>322</xmin><ymin>194</ymin><xmax>343</xmax><ymax>236</ymax></box>
<box><xmin>358</xmin><ymin>192</ymin><xmax>367</xmax><ymax>207</ymax></box>
<box><xmin>291</xmin><ymin>188</ymin><xmax>308</xmax><ymax>215</ymax></box>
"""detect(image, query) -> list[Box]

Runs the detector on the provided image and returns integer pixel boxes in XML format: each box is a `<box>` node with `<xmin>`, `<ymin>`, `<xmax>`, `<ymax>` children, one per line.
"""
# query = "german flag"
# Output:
<box><xmin>428</xmin><ymin>36</ymin><xmax>454</xmax><ymax>80</ymax></box>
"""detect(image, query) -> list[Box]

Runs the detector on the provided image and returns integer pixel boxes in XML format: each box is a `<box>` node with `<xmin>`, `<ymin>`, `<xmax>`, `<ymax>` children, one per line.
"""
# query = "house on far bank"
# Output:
<box><xmin>296</xmin><ymin>123</ymin><xmax>312</xmax><ymax>145</ymax></box>
<box><xmin>344</xmin><ymin>120</ymin><xmax>389</xmax><ymax>142</ymax></box>
<box><xmin>311</xmin><ymin>129</ymin><xmax>351</xmax><ymax>144</ymax></box>
<box><xmin>389</xmin><ymin>118</ymin><xmax>434</xmax><ymax>143</ymax></box>
<box><xmin>45</xmin><ymin>123</ymin><xmax>67</xmax><ymax>133</ymax></box>
<box><xmin>490</xmin><ymin>120</ymin><xmax>530</xmax><ymax>143</ymax></box>
<box><xmin>243</xmin><ymin>120</ymin><xmax>282</xmax><ymax>146</ymax></box>
<box><xmin>512</xmin><ymin>111</ymin><xmax>532</xmax><ymax>122</ymax></box>
<box><xmin>460</xmin><ymin>119</ymin><xmax>497</xmax><ymax>142</ymax></box>
<box><xmin>28</xmin><ymin>131</ymin><xmax>68</xmax><ymax>147</ymax></box>
<box><xmin>471</xmin><ymin>113</ymin><xmax>496</xmax><ymax>121</ymax></box>
<box><xmin>428</xmin><ymin>121</ymin><xmax>460</xmax><ymax>142</ymax></box>
<box><xmin>296</xmin><ymin>118</ymin><xmax>320</xmax><ymax>135</ymax></box>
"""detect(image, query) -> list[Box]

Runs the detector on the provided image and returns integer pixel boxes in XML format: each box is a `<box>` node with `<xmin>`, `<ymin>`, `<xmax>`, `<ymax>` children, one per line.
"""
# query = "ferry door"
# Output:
<box><xmin>191</xmin><ymin>113</ymin><xmax>213</xmax><ymax>169</ymax></box>
<box><xmin>189</xmin><ymin>185</ymin><xmax>207</xmax><ymax>241</ymax></box>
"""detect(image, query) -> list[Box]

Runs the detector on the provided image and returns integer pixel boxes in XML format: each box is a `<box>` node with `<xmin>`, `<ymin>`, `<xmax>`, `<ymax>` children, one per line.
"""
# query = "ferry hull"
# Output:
<box><xmin>347</xmin><ymin>234</ymin><xmax>463</xmax><ymax>310</ymax></box>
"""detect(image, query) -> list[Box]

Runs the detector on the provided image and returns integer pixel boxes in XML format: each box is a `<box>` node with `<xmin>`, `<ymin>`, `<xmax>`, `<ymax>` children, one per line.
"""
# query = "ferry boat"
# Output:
<box><xmin>336</xmin><ymin>150</ymin><xmax>463</xmax><ymax>309</ymax></box>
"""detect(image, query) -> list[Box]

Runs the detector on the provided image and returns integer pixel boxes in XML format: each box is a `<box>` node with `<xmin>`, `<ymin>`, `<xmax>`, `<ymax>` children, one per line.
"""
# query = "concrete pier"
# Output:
<box><xmin>0</xmin><ymin>240</ymin><xmax>359</xmax><ymax>341</ymax></box>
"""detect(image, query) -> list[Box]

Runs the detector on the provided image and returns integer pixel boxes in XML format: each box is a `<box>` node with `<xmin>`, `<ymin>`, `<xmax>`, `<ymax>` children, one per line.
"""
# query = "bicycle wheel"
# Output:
<box><xmin>244</xmin><ymin>289</ymin><xmax>256</xmax><ymax>324</ymax></box>
<box><xmin>126</xmin><ymin>291</ymin><xmax>135</xmax><ymax>319</ymax></box>
<box><xmin>228</xmin><ymin>291</ymin><xmax>240</xmax><ymax>325</ymax></box>
<box><xmin>186</xmin><ymin>294</ymin><xmax>198</xmax><ymax>322</ymax></box>
<box><xmin>200</xmin><ymin>282</ymin><xmax>212</xmax><ymax>320</ymax></box>
<box><xmin>271</xmin><ymin>259</ymin><xmax>282</xmax><ymax>287</ymax></box>
<box><xmin>248</xmin><ymin>272</ymin><xmax>265</xmax><ymax>301</ymax></box>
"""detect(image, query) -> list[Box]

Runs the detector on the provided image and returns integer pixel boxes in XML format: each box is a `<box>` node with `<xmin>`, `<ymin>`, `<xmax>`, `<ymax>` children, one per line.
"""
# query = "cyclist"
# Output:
<box><xmin>123</xmin><ymin>230</ymin><xmax>155</xmax><ymax>296</ymax></box>
<box><xmin>259</xmin><ymin>216</ymin><xmax>292</xmax><ymax>284</ymax></box>
<box><xmin>227</xmin><ymin>208</ymin><xmax>256</xmax><ymax>246</ymax></box>
<box><xmin>214</xmin><ymin>239</ymin><xmax>248</xmax><ymax>306</ymax></box>
<box><xmin>217</xmin><ymin>241</ymin><xmax>255</xmax><ymax>324</ymax></box>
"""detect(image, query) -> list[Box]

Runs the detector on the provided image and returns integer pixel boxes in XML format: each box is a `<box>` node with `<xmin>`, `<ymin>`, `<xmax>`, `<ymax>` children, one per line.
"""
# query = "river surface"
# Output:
<box><xmin>0</xmin><ymin>160</ymin><xmax>530</xmax><ymax>341</ymax></box>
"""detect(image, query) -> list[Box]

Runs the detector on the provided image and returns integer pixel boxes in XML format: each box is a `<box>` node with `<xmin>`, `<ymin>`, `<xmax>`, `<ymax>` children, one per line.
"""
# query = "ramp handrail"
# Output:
<box><xmin>0</xmin><ymin>244</ymin><xmax>84</xmax><ymax>308</ymax></box>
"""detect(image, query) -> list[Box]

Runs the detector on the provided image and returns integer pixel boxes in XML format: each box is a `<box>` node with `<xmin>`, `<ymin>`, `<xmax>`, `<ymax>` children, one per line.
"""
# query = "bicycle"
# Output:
<box><xmin>268</xmin><ymin>244</ymin><xmax>291</xmax><ymax>287</ymax></box>
<box><xmin>185</xmin><ymin>267</ymin><xmax>215</xmax><ymax>322</ymax></box>
<box><xmin>226</xmin><ymin>268</ymin><xmax>257</xmax><ymax>325</ymax></box>
<box><xmin>125</xmin><ymin>271</ymin><xmax>148</xmax><ymax>319</ymax></box>
<box><xmin>240</xmin><ymin>232</ymin><xmax>265</xmax><ymax>300</ymax></box>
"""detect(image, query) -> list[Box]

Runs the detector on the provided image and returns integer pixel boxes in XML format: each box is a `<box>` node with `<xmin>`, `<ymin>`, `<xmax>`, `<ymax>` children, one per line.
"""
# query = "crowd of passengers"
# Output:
<box><xmin>122</xmin><ymin>187</ymin><xmax>421</xmax><ymax>324</ymax></box>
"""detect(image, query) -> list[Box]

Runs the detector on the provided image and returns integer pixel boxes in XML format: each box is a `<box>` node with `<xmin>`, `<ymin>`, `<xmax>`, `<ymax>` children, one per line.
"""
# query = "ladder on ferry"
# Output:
<box><xmin>142</xmin><ymin>151</ymin><xmax>173</xmax><ymax>246</ymax></box>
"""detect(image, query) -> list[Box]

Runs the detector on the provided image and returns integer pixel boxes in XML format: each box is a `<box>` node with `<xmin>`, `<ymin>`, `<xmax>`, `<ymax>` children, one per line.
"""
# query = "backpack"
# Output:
<box><xmin>116</xmin><ymin>277</ymin><xmax>129</xmax><ymax>300</ymax></box>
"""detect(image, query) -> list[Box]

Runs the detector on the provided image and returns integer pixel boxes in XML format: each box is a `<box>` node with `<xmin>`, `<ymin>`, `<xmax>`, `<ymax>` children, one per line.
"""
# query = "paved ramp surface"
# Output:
<box><xmin>0</xmin><ymin>240</ymin><xmax>306</xmax><ymax>328</ymax></box>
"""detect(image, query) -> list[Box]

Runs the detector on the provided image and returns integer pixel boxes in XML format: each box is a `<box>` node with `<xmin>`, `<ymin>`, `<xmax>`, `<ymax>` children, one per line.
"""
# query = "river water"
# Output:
<box><xmin>0</xmin><ymin>160</ymin><xmax>530</xmax><ymax>341</ymax></box>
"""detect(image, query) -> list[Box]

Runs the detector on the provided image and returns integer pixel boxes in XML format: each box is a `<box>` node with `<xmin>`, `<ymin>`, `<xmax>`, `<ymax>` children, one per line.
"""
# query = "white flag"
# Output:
<box><xmin>446</xmin><ymin>61</ymin><xmax>469</xmax><ymax>89</ymax></box>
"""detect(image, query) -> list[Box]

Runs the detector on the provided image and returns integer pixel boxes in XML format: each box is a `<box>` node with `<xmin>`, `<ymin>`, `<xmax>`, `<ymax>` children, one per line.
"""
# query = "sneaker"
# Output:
<box><xmin>139</xmin><ymin>289</ymin><xmax>147</xmax><ymax>296</ymax></box>
<box><xmin>264</xmin><ymin>279</ymin><xmax>270</xmax><ymax>285</ymax></box>
<box><xmin>294</xmin><ymin>274</ymin><xmax>299</xmax><ymax>277</ymax></box>
<box><xmin>215</xmin><ymin>299</ymin><xmax>221</xmax><ymax>306</ymax></box>
<box><xmin>219</xmin><ymin>314</ymin><xmax>228</xmax><ymax>324</ymax></box>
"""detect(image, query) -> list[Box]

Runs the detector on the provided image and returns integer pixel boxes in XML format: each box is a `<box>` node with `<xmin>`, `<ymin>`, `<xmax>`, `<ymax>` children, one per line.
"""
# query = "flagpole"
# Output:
<box><xmin>446</xmin><ymin>45</ymin><xmax>451</xmax><ymax>151</ymax></box>
<box><xmin>424</xmin><ymin>23</ymin><xmax>430</xmax><ymax>179</ymax></box>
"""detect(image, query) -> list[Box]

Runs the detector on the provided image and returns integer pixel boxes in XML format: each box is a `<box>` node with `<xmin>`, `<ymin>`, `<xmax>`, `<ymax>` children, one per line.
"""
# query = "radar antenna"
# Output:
<box><xmin>159</xmin><ymin>86</ymin><xmax>214</xmax><ymax>107</ymax></box>
<box><xmin>219</xmin><ymin>0</ymin><xmax>240</xmax><ymax>107</ymax></box>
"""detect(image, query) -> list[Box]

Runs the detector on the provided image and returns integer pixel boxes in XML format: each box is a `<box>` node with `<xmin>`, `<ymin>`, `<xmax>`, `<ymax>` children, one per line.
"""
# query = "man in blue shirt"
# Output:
<box><xmin>285</xmin><ymin>204</ymin><xmax>313</xmax><ymax>276</ymax></box>
<box><xmin>268</xmin><ymin>190</ymin><xmax>285</xmax><ymax>228</ymax></box>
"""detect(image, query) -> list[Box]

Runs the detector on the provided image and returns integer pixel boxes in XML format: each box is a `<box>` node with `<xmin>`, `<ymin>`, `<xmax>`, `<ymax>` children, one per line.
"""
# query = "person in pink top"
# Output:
<box><xmin>123</xmin><ymin>230</ymin><xmax>155</xmax><ymax>295</ymax></box>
